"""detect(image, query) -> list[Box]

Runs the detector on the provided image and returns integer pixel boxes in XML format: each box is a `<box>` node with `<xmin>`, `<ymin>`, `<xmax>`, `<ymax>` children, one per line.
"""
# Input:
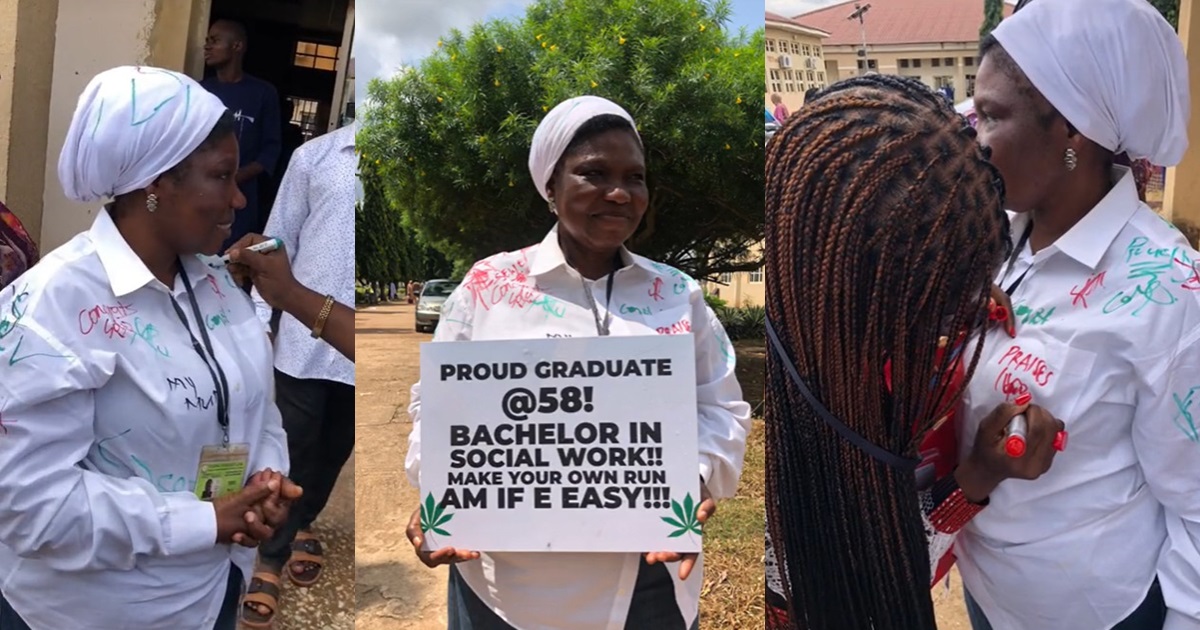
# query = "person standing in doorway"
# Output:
<box><xmin>239</xmin><ymin>124</ymin><xmax>356</xmax><ymax>628</ymax></box>
<box><xmin>202</xmin><ymin>18</ymin><xmax>282</xmax><ymax>251</ymax></box>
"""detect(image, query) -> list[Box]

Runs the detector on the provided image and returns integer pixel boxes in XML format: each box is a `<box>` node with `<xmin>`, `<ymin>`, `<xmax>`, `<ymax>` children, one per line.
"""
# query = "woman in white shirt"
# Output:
<box><xmin>403</xmin><ymin>96</ymin><xmax>752</xmax><ymax>629</ymax></box>
<box><xmin>0</xmin><ymin>66</ymin><xmax>300</xmax><ymax>630</ymax></box>
<box><xmin>959</xmin><ymin>1</ymin><xmax>1200</xmax><ymax>628</ymax></box>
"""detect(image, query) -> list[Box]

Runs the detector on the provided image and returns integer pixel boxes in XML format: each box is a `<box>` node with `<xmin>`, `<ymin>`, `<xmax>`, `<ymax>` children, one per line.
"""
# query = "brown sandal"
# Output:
<box><xmin>287</xmin><ymin>531</ymin><xmax>325</xmax><ymax>587</ymax></box>
<box><xmin>240</xmin><ymin>569</ymin><xmax>282</xmax><ymax>628</ymax></box>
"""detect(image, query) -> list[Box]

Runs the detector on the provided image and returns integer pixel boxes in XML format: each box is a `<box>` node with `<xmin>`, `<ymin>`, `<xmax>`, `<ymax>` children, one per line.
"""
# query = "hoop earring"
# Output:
<box><xmin>1064</xmin><ymin>148</ymin><xmax>1078</xmax><ymax>172</ymax></box>
<box><xmin>146</xmin><ymin>193</ymin><xmax>159</xmax><ymax>213</ymax></box>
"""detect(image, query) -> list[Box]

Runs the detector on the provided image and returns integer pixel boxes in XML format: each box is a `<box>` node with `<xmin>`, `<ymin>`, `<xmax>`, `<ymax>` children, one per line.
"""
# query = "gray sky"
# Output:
<box><xmin>354</xmin><ymin>0</ymin><xmax>766</xmax><ymax>96</ymax></box>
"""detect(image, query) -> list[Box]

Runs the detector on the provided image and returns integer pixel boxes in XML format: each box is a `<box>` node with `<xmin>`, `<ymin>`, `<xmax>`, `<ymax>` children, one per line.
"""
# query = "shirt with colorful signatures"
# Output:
<box><xmin>405</xmin><ymin>226</ymin><xmax>753</xmax><ymax>630</ymax></box>
<box><xmin>956</xmin><ymin>166</ymin><xmax>1200</xmax><ymax>630</ymax></box>
<box><xmin>0</xmin><ymin>209</ymin><xmax>288</xmax><ymax>629</ymax></box>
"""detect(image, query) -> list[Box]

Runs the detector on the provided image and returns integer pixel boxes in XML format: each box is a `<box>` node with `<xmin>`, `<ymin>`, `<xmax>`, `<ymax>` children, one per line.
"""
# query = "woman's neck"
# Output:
<box><xmin>111</xmin><ymin>209</ymin><xmax>179</xmax><ymax>287</ymax></box>
<box><xmin>1028</xmin><ymin>165</ymin><xmax>1113</xmax><ymax>252</ymax></box>
<box><xmin>558</xmin><ymin>232</ymin><xmax>618</xmax><ymax>280</ymax></box>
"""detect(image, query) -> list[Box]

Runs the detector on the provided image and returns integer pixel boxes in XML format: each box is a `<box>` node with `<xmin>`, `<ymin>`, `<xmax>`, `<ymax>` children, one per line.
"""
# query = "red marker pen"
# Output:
<box><xmin>1005</xmin><ymin>393</ymin><xmax>1032</xmax><ymax>458</ymax></box>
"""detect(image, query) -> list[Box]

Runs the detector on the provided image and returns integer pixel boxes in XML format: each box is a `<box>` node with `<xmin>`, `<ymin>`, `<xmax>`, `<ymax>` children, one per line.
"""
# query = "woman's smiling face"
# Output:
<box><xmin>548</xmin><ymin>127</ymin><xmax>648</xmax><ymax>257</ymax></box>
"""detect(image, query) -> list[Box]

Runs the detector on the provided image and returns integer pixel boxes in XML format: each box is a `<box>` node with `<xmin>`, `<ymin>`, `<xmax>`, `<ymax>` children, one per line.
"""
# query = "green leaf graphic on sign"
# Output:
<box><xmin>661</xmin><ymin>492</ymin><xmax>703</xmax><ymax>538</ymax></box>
<box><xmin>420</xmin><ymin>491</ymin><xmax>454</xmax><ymax>536</ymax></box>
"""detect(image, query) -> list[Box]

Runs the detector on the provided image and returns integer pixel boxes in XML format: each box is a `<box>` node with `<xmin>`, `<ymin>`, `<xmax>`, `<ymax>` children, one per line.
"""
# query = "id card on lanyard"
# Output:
<box><xmin>168</xmin><ymin>263</ymin><xmax>250</xmax><ymax>501</ymax></box>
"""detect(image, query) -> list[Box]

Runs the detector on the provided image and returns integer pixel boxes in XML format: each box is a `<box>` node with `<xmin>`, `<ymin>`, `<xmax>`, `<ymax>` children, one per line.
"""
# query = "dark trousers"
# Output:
<box><xmin>259</xmin><ymin>370</ymin><xmax>355</xmax><ymax>569</ymax></box>
<box><xmin>447</xmin><ymin>559</ymin><xmax>697</xmax><ymax>630</ymax></box>
<box><xmin>0</xmin><ymin>563</ymin><xmax>242</xmax><ymax>630</ymax></box>
<box><xmin>965</xmin><ymin>579</ymin><xmax>1166</xmax><ymax>630</ymax></box>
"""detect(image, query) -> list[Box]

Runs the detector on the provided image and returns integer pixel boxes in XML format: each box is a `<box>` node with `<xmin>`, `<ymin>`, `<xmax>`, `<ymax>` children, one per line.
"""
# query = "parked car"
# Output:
<box><xmin>415</xmin><ymin>279</ymin><xmax>457</xmax><ymax>333</ymax></box>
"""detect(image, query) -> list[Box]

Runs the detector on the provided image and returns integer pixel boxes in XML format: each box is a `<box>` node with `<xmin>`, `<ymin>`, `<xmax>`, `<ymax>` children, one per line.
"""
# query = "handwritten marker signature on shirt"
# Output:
<box><xmin>78</xmin><ymin>302</ymin><xmax>137</xmax><ymax>339</ymax></box>
<box><xmin>1171</xmin><ymin>386</ymin><xmax>1200</xmax><ymax>443</ymax></box>
<box><xmin>0</xmin><ymin>285</ymin><xmax>68</xmax><ymax>365</ymax></box>
<box><xmin>1105</xmin><ymin>237</ymin><xmax>1200</xmax><ymax>317</ymax></box>
<box><xmin>1071</xmin><ymin>271</ymin><xmax>1107</xmax><ymax>308</ymax></box>
<box><xmin>994</xmin><ymin>344</ymin><xmax>1055</xmax><ymax>401</ymax></box>
<box><xmin>96</xmin><ymin>427</ymin><xmax>193</xmax><ymax>492</ymax></box>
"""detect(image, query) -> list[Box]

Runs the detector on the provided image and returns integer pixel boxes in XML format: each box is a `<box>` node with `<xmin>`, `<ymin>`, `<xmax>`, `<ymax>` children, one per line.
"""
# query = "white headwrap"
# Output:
<box><xmin>527</xmin><ymin>96</ymin><xmax>639</xmax><ymax>202</ymax></box>
<box><xmin>992</xmin><ymin>0</ymin><xmax>1189</xmax><ymax>166</ymax></box>
<box><xmin>58</xmin><ymin>66</ymin><xmax>229</xmax><ymax>203</ymax></box>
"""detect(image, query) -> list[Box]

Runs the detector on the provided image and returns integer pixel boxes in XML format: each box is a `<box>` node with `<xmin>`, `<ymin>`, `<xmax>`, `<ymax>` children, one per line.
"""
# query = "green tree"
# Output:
<box><xmin>980</xmin><ymin>0</ymin><xmax>1003</xmax><ymax>38</ymax></box>
<box><xmin>358</xmin><ymin>0</ymin><xmax>764</xmax><ymax>280</ymax></box>
<box><xmin>1148</xmin><ymin>0</ymin><xmax>1179</xmax><ymax>29</ymax></box>
<box><xmin>356</xmin><ymin>153</ymin><xmax>453</xmax><ymax>285</ymax></box>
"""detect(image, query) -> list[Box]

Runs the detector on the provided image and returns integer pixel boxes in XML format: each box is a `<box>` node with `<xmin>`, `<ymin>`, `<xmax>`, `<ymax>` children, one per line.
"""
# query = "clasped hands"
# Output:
<box><xmin>213</xmin><ymin>468</ymin><xmax>304</xmax><ymax>547</ymax></box>
<box><xmin>406</xmin><ymin>481</ymin><xmax>716</xmax><ymax>581</ymax></box>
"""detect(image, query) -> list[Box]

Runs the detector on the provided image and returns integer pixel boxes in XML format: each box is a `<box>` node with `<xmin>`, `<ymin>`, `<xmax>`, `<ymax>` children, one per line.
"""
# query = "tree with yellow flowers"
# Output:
<box><xmin>358</xmin><ymin>0</ymin><xmax>764</xmax><ymax>279</ymax></box>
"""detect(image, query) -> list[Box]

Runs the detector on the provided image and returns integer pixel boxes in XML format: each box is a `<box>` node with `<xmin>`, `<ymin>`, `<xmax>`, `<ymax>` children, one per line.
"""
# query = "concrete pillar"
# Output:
<box><xmin>0</xmin><ymin>0</ymin><xmax>59</xmax><ymax>243</ymax></box>
<box><xmin>39</xmin><ymin>0</ymin><xmax>208</xmax><ymax>250</ymax></box>
<box><xmin>1165</xmin><ymin>0</ymin><xmax>1199</xmax><ymax>222</ymax></box>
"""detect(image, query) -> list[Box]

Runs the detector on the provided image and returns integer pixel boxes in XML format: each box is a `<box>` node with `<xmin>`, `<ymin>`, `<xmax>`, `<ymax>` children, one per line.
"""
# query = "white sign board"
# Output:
<box><xmin>418</xmin><ymin>335</ymin><xmax>700</xmax><ymax>553</ymax></box>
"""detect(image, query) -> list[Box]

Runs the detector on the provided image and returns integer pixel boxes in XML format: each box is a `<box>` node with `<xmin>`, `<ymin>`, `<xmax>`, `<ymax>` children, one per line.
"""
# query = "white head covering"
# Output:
<box><xmin>527</xmin><ymin>95</ymin><xmax>639</xmax><ymax>202</ymax></box>
<box><xmin>992</xmin><ymin>0</ymin><xmax>1189</xmax><ymax>166</ymax></box>
<box><xmin>58</xmin><ymin>66</ymin><xmax>229</xmax><ymax>203</ymax></box>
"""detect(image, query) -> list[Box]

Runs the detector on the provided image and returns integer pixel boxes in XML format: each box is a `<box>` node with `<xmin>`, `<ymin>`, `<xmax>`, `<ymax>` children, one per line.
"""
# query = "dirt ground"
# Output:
<box><xmin>353</xmin><ymin>303</ymin><xmax>971</xmax><ymax>629</ymax></box>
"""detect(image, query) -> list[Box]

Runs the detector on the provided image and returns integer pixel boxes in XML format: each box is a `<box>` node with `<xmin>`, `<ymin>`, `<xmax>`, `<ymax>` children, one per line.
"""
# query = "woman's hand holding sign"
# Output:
<box><xmin>407</xmin><ymin>506</ymin><xmax>482</xmax><ymax>567</ymax></box>
<box><xmin>644</xmin><ymin>481</ymin><xmax>715</xmax><ymax>580</ymax></box>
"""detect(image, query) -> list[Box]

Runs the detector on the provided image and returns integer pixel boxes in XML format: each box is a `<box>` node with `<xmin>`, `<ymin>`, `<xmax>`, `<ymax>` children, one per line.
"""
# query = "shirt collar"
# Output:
<box><xmin>528</xmin><ymin>225</ymin><xmax>645</xmax><ymax>277</ymax></box>
<box><xmin>1012</xmin><ymin>165</ymin><xmax>1140</xmax><ymax>270</ymax></box>
<box><xmin>90</xmin><ymin>208</ymin><xmax>214</xmax><ymax>297</ymax></box>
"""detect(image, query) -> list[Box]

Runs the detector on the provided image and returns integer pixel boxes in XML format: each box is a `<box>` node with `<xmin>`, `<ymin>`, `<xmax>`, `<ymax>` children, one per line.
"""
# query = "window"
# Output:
<box><xmin>913</xmin><ymin>59</ymin><xmax>922</xmax><ymax>68</ymax></box>
<box><xmin>749</xmin><ymin>269</ymin><xmax>763</xmax><ymax>283</ymax></box>
<box><xmin>771</xmin><ymin>82</ymin><xmax>782</xmax><ymax>93</ymax></box>
<box><xmin>792</xmin><ymin>42</ymin><xmax>802</xmax><ymax>55</ymax></box>
<box><xmin>769</xmin><ymin>70</ymin><xmax>780</xmax><ymax>81</ymax></box>
<box><xmin>294</xmin><ymin>41</ymin><xmax>339</xmax><ymax>71</ymax></box>
<box><xmin>964</xmin><ymin>56</ymin><xmax>975</xmax><ymax>66</ymax></box>
<box><xmin>934</xmin><ymin>76</ymin><xmax>954</xmax><ymax>89</ymax></box>
<box><xmin>814</xmin><ymin>45</ymin><xmax>822</xmax><ymax>56</ymax></box>
<box><xmin>966</xmin><ymin>74</ymin><xmax>977</xmax><ymax>97</ymax></box>
<box><xmin>931</xmin><ymin>58</ymin><xmax>941</xmax><ymax>67</ymax></box>
<box><xmin>802</xmin><ymin>44</ymin><xmax>812</xmax><ymax>56</ymax></box>
<box><xmin>287</xmin><ymin>97</ymin><xmax>321</xmax><ymax>141</ymax></box>
<box><xmin>944</xmin><ymin>57</ymin><xmax>955</xmax><ymax>66</ymax></box>
<box><xmin>785</xmin><ymin>82</ymin><xmax>795</xmax><ymax>92</ymax></box>
<box><xmin>899</xmin><ymin>59</ymin><xmax>910</xmax><ymax>68</ymax></box>
<box><xmin>718</xmin><ymin>273</ymin><xmax>732</xmax><ymax>283</ymax></box>
<box><xmin>767</xmin><ymin>39</ymin><xmax>776</xmax><ymax>52</ymax></box>
<box><xmin>856</xmin><ymin>59</ymin><xmax>878</xmax><ymax>70</ymax></box>
<box><xmin>784</xmin><ymin>69</ymin><xmax>794</xmax><ymax>81</ymax></box>
<box><xmin>807</xmin><ymin>70</ymin><xmax>814</xmax><ymax>81</ymax></box>
<box><xmin>818</xmin><ymin>71</ymin><xmax>825</xmax><ymax>82</ymax></box>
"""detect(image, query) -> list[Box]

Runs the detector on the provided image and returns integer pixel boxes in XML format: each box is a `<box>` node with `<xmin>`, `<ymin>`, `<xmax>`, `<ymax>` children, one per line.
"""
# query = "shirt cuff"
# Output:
<box><xmin>159</xmin><ymin>493</ymin><xmax>217</xmax><ymax>556</ymax></box>
<box><xmin>1165</xmin><ymin>610</ymin><xmax>1200</xmax><ymax>630</ymax></box>
<box><xmin>698</xmin><ymin>455</ymin><xmax>715</xmax><ymax>487</ymax></box>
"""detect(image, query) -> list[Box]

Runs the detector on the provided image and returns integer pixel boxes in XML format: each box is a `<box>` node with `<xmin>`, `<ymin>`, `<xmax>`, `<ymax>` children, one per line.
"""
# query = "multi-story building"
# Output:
<box><xmin>765</xmin><ymin>12</ymin><xmax>831</xmax><ymax>114</ymax></box>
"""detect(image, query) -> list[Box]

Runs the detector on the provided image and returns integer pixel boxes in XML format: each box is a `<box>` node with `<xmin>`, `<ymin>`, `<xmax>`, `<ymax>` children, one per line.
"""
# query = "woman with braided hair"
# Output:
<box><xmin>762</xmin><ymin>72</ymin><xmax>1068</xmax><ymax>629</ymax></box>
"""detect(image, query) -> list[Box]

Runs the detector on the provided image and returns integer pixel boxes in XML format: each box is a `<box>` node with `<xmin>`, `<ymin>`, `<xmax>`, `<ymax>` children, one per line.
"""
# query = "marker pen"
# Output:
<box><xmin>216</xmin><ymin>237</ymin><xmax>282</xmax><ymax>266</ymax></box>
<box><xmin>1005</xmin><ymin>393</ymin><xmax>1032</xmax><ymax>458</ymax></box>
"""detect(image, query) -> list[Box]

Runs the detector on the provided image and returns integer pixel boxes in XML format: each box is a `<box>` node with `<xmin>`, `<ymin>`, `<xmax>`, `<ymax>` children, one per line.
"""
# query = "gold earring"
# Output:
<box><xmin>146</xmin><ymin>193</ymin><xmax>158</xmax><ymax>212</ymax></box>
<box><xmin>548</xmin><ymin>200</ymin><xmax>557</xmax><ymax>215</ymax></box>
<box><xmin>1064</xmin><ymin>148</ymin><xmax>1078</xmax><ymax>172</ymax></box>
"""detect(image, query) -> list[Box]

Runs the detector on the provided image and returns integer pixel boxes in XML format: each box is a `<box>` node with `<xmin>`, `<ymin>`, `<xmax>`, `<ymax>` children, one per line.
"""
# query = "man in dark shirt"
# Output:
<box><xmin>202</xmin><ymin>19</ymin><xmax>282</xmax><ymax>249</ymax></box>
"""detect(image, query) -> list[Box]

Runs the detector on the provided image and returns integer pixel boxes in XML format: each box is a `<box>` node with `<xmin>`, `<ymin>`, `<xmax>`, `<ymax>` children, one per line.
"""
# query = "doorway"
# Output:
<box><xmin>204</xmin><ymin>0</ymin><xmax>355</xmax><ymax>227</ymax></box>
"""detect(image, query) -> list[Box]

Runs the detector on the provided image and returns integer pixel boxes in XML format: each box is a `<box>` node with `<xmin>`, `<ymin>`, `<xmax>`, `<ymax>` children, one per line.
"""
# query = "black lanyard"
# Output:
<box><xmin>578</xmin><ymin>254</ymin><xmax>620</xmax><ymax>337</ymax></box>
<box><xmin>1002</xmin><ymin>222</ymin><xmax>1035</xmax><ymax>297</ymax></box>
<box><xmin>169</xmin><ymin>263</ymin><xmax>232</xmax><ymax>445</ymax></box>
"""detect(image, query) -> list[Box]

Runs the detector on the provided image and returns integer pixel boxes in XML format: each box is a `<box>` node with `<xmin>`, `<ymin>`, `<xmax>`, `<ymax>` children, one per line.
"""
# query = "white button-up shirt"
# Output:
<box><xmin>957</xmin><ymin>167</ymin><xmax>1200</xmax><ymax>630</ymax></box>
<box><xmin>0</xmin><ymin>210</ymin><xmax>289</xmax><ymax>630</ymax></box>
<box><xmin>253</xmin><ymin>124</ymin><xmax>356</xmax><ymax>386</ymax></box>
<box><xmin>405</xmin><ymin>227</ymin><xmax>752</xmax><ymax>629</ymax></box>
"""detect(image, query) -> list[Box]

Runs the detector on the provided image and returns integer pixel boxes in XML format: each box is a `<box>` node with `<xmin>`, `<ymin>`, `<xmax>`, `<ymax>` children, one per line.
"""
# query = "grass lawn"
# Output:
<box><xmin>699</xmin><ymin>340</ymin><xmax>766</xmax><ymax>629</ymax></box>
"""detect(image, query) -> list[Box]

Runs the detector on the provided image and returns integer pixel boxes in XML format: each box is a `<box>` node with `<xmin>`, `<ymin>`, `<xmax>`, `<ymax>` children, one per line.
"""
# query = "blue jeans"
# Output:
<box><xmin>447</xmin><ymin>562</ymin><xmax>700</xmax><ymax>630</ymax></box>
<box><xmin>965</xmin><ymin>579</ymin><xmax>1166</xmax><ymax>630</ymax></box>
<box><xmin>0</xmin><ymin>563</ymin><xmax>242</xmax><ymax>630</ymax></box>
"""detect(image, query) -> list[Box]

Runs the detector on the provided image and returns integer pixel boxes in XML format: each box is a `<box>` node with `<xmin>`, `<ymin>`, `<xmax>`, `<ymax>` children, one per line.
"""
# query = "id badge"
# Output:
<box><xmin>195</xmin><ymin>443</ymin><xmax>250</xmax><ymax>501</ymax></box>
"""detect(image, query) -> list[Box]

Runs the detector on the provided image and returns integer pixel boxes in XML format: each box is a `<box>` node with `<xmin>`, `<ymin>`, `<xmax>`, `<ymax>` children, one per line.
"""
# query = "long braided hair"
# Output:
<box><xmin>764</xmin><ymin>74</ymin><xmax>1010</xmax><ymax>629</ymax></box>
